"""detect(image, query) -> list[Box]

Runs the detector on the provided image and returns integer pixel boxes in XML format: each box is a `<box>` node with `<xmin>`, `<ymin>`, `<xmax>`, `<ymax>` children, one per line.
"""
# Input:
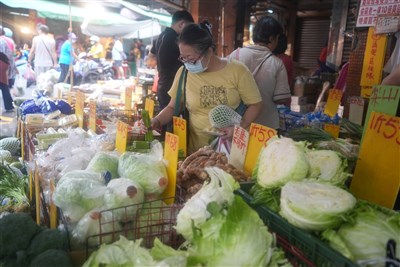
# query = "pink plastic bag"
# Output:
<box><xmin>23</xmin><ymin>66</ymin><xmax>36</xmax><ymax>81</ymax></box>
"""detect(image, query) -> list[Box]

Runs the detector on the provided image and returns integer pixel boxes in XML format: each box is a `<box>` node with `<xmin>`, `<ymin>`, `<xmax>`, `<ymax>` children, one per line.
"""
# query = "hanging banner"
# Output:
<box><xmin>360</xmin><ymin>27</ymin><xmax>387</xmax><ymax>98</ymax></box>
<box><xmin>162</xmin><ymin>132</ymin><xmax>179</xmax><ymax>204</ymax></box>
<box><xmin>356</xmin><ymin>1</ymin><xmax>400</xmax><ymax>28</ymax></box>
<box><xmin>350</xmin><ymin>112</ymin><xmax>400</xmax><ymax>209</ymax></box>
<box><xmin>173</xmin><ymin>116</ymin><xmax>187</xmax><ymax>157</ymax></box>
<box><xmin>229</xmin><ymin>125</ymin><xmax>249</xmax><ymax>171</ymax></box>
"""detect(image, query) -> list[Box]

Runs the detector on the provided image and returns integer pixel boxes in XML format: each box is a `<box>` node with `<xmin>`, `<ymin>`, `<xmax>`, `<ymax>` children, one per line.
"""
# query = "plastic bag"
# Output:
<box><xmin>14</xmin><ymin>74</ymin><xmax>27</xmax><ymax>95</ymax></box>
<box><xmin>23</xmin><ymin>65</ymin><xmax>36</xmax><ymax>81</ymax></box>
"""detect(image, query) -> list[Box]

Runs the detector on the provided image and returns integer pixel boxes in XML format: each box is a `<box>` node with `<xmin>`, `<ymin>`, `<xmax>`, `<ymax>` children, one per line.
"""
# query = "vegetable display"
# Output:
<box><xmin>86</xmin><ymin>152</ymin><xmax>120</xmax><ymax>179</ymax></box>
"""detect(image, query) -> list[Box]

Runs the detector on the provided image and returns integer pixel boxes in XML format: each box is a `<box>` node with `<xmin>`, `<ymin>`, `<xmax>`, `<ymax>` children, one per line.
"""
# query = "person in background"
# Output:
<box><xmin>381</xmin><ymin>64</ymin><xmax>400</xmax><ymax>86</ymax></box>
<box><xmin>105</xmin><ymin>41</ymin><xmax>113</xmax><ymax>61</ymax></box>
<box><xmin>273</xmin><ymin>34</ymin><xmax>294</xmax><ymax>90</ymax></box>
<box><xmin>0</xmin><ymin>26</ymin><xmax>17</xmax><ymax>92</ymax></box>
<box><xmin>112</xmin><ymin>35</ymin><xmax>125</xmax><ymax>79</ymax></box>
<box><xmin>28</xmin><ymin>24</ymin><xmax>58</xmax><ymax>78</ymax></box>
<box><xmin>150</xmin><ymin>10</ymin><xmax>194</xmax><ymax>110</ymax></box>
<box><xmin>58</xmin><ymin>33</ymin><xmax>79</xmax><ymax>84</ymax></box>
<box><xmin>228</xmin><ymin>16</ymin><xmax>291</xmax><ymax>130</ymax></box>
<box><xmin>150</xmin><ymin>21</ymin><xmax>262</xmax><ymax>154</ymax></box>
<box><xmin>87</xmin><ymin>35</ymin><xmax>103</xmax><ymax>63</ymax></box>
<box><xmin>0</xmin><ymin>29</ymin><xmax>14</xmax><ymax>112</ymax></box>
<box><xmin>21</xmin><ymin>43</ymin><xmax>30</xmax><ymax>61</ymax></box>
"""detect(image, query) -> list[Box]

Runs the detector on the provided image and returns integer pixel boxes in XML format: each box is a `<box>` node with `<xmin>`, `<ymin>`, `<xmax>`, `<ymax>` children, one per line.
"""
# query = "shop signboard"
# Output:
<box><xmin>173</xmin><ymin>116</ymin><xmax>187</xmax><ymax>157</ymax></box>
<box><xmin>145</xmin><ymin>98</ymin><xmax>155</xmax><ymax>118</ymax></box>
<box><xmin>75</xmin><ymin>90</ymin><xmax>85</xmax><ymax>128</ymax></box>
<box><xmin>360</xmin><ymin>27</ymin><xmax>387</xmax><ymax>98</ymax></box>
<box><xmin>116</xmin><ymin>120</ymin><xmax>128</xmax><ymax>154</ymax></box>
<box><xmin>163</xmin><ymin>132</ymin><xmax>179</xmax><ymax>204</ymax></box>
<box><xmin>375</xmin><ymin>14</ymin><xmax>400</xmax><ymax>34</ymax></box>
<box><xmin>350</xmin><ymin>111</ymin><xmax>400</xmax><ymax>209</ymax></box>
<box><xmin>229</xmin><ymin>125</ymin><xmax>249</xmax><ymax>170</ymax></box>
<box><xmin>89</xmin><ymin>100</ymin><xmax>96</xmax><ymax>132</ymax></box>
<box><xmin>356</xmin><ymin>1</ymin><xmax>400</xmax><ymax>28</ymax></box>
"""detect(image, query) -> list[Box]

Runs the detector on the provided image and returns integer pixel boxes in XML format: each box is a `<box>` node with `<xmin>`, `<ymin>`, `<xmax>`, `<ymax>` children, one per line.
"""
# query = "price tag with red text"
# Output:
<box><xmin>324</xmin><ymin>89</ymin><xmax>343</xmax><ymax>117</ymax></box>
<box><xmin>323</xmin><ymin>123</ymin><xmax>340</xmax><ymax>138</ymax></box>
<box><xmin>350</xmin><ymin>111</ymin><xmax>400</xmax><ymax>209</ymax></box>
<box><xmin>244</xmin><ymin>123</ymin><xmax>277</xmax><ymax>176</ymax></box>
<box><xmin>115</xmin><ymin>120</ymin><xmax>129</xmax><ymax>154</ymax></box>
<box><xmin>125</xmin><ymin>85</ymin><xmax>133</xmax><ymax>116</ymax></box>
<box><xmin>229</xmin><ymin>125</ymin><xmax>249</xmax><ymax>170</ymax></box>
<box><xmin>145</xmin><ymin>98</ymin><xmax>155</xmax><ymax>118</ymax></box>
<box><xmin>162</xmin><ymin>132</ymin><xmax>179</xmax><ymax>204</ymax></box>
<box><xmin>75</xmin><ymin>91</ymin><xmax>85</xmax><ymax>128</ymax></box>
<box><xmin>89</xmin><ymin>100</ymin><xmax>97</xmax><ymax>132</ymax></box>
<box><xmin>173</xmin><ymin>116</ymin><xmax>187</xmax><ymax>157</ymax></box>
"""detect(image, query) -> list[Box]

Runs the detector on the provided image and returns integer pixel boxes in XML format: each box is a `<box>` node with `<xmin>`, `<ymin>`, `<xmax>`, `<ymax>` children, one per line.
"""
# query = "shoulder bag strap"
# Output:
<box><xmin>252</xmin><ymin>52</ymin><xmax>273</xmax><ymax>76</ymax></box>
<box><xmin>40</xmin><ymin>36</ymin><xmax>54</xmax><ymax>65</ymax></box>
<box><xmin>174</xmin><ymin>68</ymin><xmax>188</xmax><ymax>116</ymax></box>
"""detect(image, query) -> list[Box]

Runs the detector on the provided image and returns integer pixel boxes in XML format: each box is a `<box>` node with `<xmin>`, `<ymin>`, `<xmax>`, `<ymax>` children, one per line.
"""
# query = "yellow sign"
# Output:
<box><xmin>115</xmin><ymin>120</ymin><xmax>129</xmax><ymax>154</ymax></box>
<box><xmin>68</xmin><ymin>91</ymin><xmax>72</xmax><ymax>105</ymax></box>
<box><xmin>89</xmin><ymin>100</ymin><xmax>97</xmax><ymax>132</ymax></box>
<box><xmin>75</xmin><ymin>91</ymin><xmax>85</xmax><ymax>128</ymax></box>
<box><xmin>360</xmin><ymin>27</ymin><xmax>387</xmax><ymax>94</ymax></box>
<box><xmin>162</xmin><ymin>132</ymin><xmax>179</xmax><ymax>204</ymax></box>
<box><xmin>173</xmin><ymin>116</ymin><xmax>187</xmax><ymax>157</ymax></box>
<box><xmin>324</xmin><ymin>89</ymin><xmax>343</xmax><ymax>117</ymax></box>
<box><xmin>324</xmin><ymin>123</ymin><xmax>340</xmax><ymax>138</ymax></box>
<box><xmin>244</xmin><ymin>123</ymin><xmax>277</xmax><ymax>176</ymax></box>
<box><xmin>229</xmin><ymin>126</ymin><xmax>249</xmax><ymax>171</ymax></box>
<box><xmin>350</xmin><ymin>112</ymin><xmax>400</xmax><ymax>209</ymax></box>
<box><xmin>145</xmin><ymin>98</ymin><xmax>155</xmax><ymax>119</ymax></box>
<box><xmin>125</xmin><ymin>86</ymin><xmax>133</xmax><ymax>116</ymax></box>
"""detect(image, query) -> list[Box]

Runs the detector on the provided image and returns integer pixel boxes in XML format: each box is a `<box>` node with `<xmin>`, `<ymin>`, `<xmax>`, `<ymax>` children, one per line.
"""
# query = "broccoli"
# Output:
<box><xmin>27</xmin><ymin>229</ymin><xmax>69</xmax><ymax>258</ymax></box>
<box><xmin>28</xmin><ymin>249</ymin><xmax>72</xmax><ymax>267</ymax></box>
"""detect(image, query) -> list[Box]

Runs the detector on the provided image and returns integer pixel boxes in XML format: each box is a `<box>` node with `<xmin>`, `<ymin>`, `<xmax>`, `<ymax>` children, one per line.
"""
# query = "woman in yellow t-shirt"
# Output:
<box><xmin>150</xmin><ymin>21</ymin><xmax>262</xmax><ymax>154</ymax></box>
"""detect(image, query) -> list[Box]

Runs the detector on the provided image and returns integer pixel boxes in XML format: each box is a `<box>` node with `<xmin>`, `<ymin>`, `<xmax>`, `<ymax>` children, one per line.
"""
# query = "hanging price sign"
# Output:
<box><xmin>89</xmin><ymin>100</ymin><xmax>97</xmax><ymax>132</ymax></box>
<box><xmin>145</xmin><ymin>98</ymin><xmax>155</xmax><ymax>118</ymax></box>
<box><xmin>324</xmin><ymin>89</ymin><xmax>343</xmax><ymax>117</ymax></box>
<box><xmin>244</xmin><ymin>123</ymin><xmax>277</xmax><ymax>176</ymax></box>
<box><xmin>173</xmin><ymin>116</ymin><xmax>187</xmax><ymax>157</ymax></box>
<box><xmin>68</xmin><ymin>90</ymin><xmax>72</xmax><ymax>105</ymax></box>
<box><xmin>125</xmin><ymin>85</ymin><xmax>133</xmax><ymax>116</ymax></box>
<box><xmin>115</xmin><ymin>120</ymin><xmax>128</xmax><ymax>154</ymax></box>
<box><xmin>162</xmin><ymin>132</ymin><xmax>179</xmax><ymax>204</ymax></box>
<box><xmin>75</xmin><ymin>90</ymin><xmax>85</xmax><ymax>128</ymax></box>
<box><xmin>229</xmin><ymin>125</ymin><xmax>249</xmax><ymax>170</ymax></box>
<box><xmin>323</xmin><ymin>123</ymin><xmax>340</xmax><ymax>138</ymax></box>
<box><xmin>351</xmin><ymin>112</ymin><xmax>400</xmax><ymax>209</ymax></box>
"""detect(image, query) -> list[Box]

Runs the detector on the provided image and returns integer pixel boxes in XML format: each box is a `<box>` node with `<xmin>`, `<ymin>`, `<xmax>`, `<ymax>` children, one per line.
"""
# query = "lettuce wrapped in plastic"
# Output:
<box><xmin>86</xmin><ymin>152</ymin><xmax>120</xmax><ymax>179</ymax></box>
<box><xmin>53</xmin><ymin>171</ymin><xmax>107</xmax><ymax>223</ymax></box>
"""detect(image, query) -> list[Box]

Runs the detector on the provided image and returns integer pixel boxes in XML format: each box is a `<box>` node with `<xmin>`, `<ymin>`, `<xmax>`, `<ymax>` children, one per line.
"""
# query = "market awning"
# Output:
<box><xmin>119</xmin><ymin>0</ymin><xmax>172</xmax><ymax>27</ymax></box>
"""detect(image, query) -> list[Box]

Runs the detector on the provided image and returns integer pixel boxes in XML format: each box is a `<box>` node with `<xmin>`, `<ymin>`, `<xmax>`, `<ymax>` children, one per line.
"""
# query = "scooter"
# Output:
<box><xmin>74</xmin><ymin>53</ymin><xmax>115</xmax><ymax>84</ymax></box>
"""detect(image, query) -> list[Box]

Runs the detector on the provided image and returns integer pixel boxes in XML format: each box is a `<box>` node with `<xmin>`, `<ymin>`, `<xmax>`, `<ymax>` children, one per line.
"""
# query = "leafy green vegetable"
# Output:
<box><xmin>280</xmin><ymin>180</ymin><xmax>357</xmax><ymax>232</ymax></box>
<box><xmin>28</xmin><ymin>249</ymin><xmax>72</xmax><ymax>267</ymax></box>
<box><xmin>86</xmin><ymin>152</ymin><xmax>120</xmax><ymax>179</ymax></box>
<box><xmin>0</xmin><ymin>164</ymin><xmax>29</xmax><ymax>212</ymax></box>
<box><xmin>286</xmin><ymin>127</ymin><xmax>333</xmax><ymax>143</ymax></box>
<box><xmin>249</xmin><ymin>183</ymin><xmax>281</xmax><ymax>212</ymax></box>
<box><xmin>27</xmin><ymin>228</ymin><xmax>68</xmax><ymax>258</ymax></box>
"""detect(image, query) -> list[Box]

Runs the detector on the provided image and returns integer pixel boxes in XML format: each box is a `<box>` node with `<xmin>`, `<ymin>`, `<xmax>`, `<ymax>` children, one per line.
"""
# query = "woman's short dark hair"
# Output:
<box><xmin>273</xmin><ymin>34</ymin><xmax>288</xmax><ymax>55</ymax></box>
<box><xmin>179</xmin><ymin>20</ymin><xmax>215</xmax><ymax>54</ymax></box>
<box><xmin>252</xmin><ymin>16</ymin><xmax>283</xmax><ymax>45</ymax></box>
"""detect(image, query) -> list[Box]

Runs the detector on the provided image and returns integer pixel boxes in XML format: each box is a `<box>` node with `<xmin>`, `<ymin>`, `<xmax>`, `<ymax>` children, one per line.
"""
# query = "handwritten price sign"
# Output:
<box><xmin>324</xmin><ymin>123</ymin><xmax>340</xmax><ymax>138</ymax></box>
<box><xmin>145</xmin><ymin>98</ymin><xmax>155</xmax><ymax>119</ymax></box>
<box><xmin>173</xmin><ymin>116</ymin><xmax>187</xmax><ymax>157</ymax></box>
<box><xmin>244</xmin><ymin>123</ymin><xmax>277</xmax><ymax>176</ymax></box>
<box><xmin>351</xmin><ymin>112</ymin><xmax>400</xmax><ymax>209</ymax></box>
<box><xmin>324</xmin><ymin>89</ymin><xmax>343</xmax><ymax>117</ymax></box>
<box><xmin>125</xmin><ymin>86</ymin><xmax>133</xmax><ymax>116</ymax></box>
<box><xmin>75</xmin><ymin>90</ymin><xmax>85</xmax><ymax>128</ymax></box>
<box><xmin>229</xmin><ymin>126</ymin><xmax>249</xmax><ymax>170</ymax></box>
<box><xmin>115</xmin><ymin>120</ymin><xmax>129</xmax><ymax>154</ymax></box>
<box><xmin>163</xmin><ymin>132</ymin><xmax>179</xmax><ymax>204</ymax></box>
<box><xmin>89</xmin><ymin>100</ymin><xmax>97</xmax><ymax>132</ymax></box>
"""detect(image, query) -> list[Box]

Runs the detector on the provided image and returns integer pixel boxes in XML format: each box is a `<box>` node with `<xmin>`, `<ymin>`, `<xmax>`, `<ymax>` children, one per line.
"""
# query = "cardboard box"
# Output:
<box><xmin>291</xmin><ymin>96</ymin><xmax>307</xmax><ymax>105</ymax></box>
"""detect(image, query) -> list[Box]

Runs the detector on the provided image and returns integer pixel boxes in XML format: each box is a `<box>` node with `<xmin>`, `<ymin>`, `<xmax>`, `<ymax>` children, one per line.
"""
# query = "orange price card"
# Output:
<box><xmin>229</xmin><ymin>125</ymin><xmax>249</xmax><ymax>171</ymax></box>
<box><xmin>173</xmin><ymin>116</ymin><xmax>187</xmax><ymax>157</ymax></box>
<box><xmin>244</xmin><ymin>123</ymin><xmax>277</xmax><ymax>176</ymax></box>
<box><xmin>324</xmin><ymin>89</ymin><xmax>343</xmax><ymax>117</ymax></box>
<box><xmin>115</xmin><ymin>120</ymin><xmax>129</xmax><ymax>154</ymax></box>
<box><xmin>125</xmin><ymin>86</ymin><xmax>133</xmax><ymax>116</ymax></box>
<box><xmin>350</xmin><ymin>112</ymin><xmax>400</xmax><ymax>209</ymax></box>
<box><xmin>145</xmin><ymin>98</ymin><xmax>155</xmax><ymax>118</ymax></box>
<box><xmin>162</xmin><ymin>132</ymin><xmax>179</xmax><ymax>204</ymax></box>
<box><xmin>323</xmin><ymin>123</ymin><xmax>340</xmax><ymax>138</ymax></box>
<box><xmin>75</xmin><ymin>90</ymin><xmax>85</xmax><ymax>128</ymax></box>
<box><xmin>89</xmin><ymin>100</ymin><xmax>97</xmax><ymax>132</ymax></box>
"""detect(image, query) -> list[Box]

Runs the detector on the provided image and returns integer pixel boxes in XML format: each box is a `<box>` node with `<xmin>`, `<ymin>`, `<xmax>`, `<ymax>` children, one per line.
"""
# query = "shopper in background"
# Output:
<box><xmin>0</xmin><ymin>30</ymin><xmax>14</xmax><ymax>112</ymax></box>
<box><xmin>87</xmin><ymin>35</ymin><xmax>103</xmax><ymax>63</ymax></box>
<box><xmin>112</xmin><ymin>35</ymin><xmax>125</xmax><ymax>79</ymax></box>
<box><xmin>58</xmin><ymin>33</ymin><xmax>79</xmax><ymax>84</ymax></box>
<box><xmin>0</xmin><ymin>26</ymin><xmax>17</xmax><ymax>91</ymax></box>
<box><xmin>273</xmin><ymin>34</ymin><xmax>294</xmax><ymax>90</ymax></box>
<box><xmin>228</xmin><ymin>16</ymin><xmax>291</xmax><ymax>130</ymax></box>
<box><xmin>150</xmin><ymin>21</ymin><xmax>262</xmax><ymax>154</ymax></box>
<box><xmin>28</xmin><ymin>24</ymin><xmax>58</xmax><ymax>78</ymax></box>
<box><xmin>150</xmin><ymin>10</ymin><xmax>194</xmax><ymax>110</ymax></box>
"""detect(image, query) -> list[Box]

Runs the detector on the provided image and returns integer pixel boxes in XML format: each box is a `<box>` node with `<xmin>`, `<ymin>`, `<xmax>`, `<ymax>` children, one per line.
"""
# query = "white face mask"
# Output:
<box><xmin>184</xmin><ymin>55</ymin><xmax>209</xmax><ymax>74</ymax></box>
<box><xmin>90</xmin><ymin>41</ymin><xmax>95</xmax><ymax>45</ymax></box>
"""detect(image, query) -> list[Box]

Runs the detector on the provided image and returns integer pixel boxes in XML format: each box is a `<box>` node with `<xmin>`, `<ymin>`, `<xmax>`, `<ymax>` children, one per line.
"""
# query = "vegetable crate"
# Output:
<box><xmin>236</xmin><ymin>184</ymin><xmax>358</xmax><ymax>267</ymax></box>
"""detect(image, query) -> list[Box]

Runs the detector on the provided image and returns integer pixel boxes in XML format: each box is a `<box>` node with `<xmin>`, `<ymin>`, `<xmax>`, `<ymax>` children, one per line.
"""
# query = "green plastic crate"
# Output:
<box><xmin>236</xmin><ymin>183</ymin><xmax>359</xmax><ymax>267</ymax></box>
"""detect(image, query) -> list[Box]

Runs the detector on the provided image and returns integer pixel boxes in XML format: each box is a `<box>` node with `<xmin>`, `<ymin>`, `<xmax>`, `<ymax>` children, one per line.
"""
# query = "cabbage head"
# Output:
<box><xmin>256</xmin><ymin>137</ymin><xmax>309</xmax><ymax>188</ymax></box>
<box><xmin>86</xmin><ymin>152</ymin><xmax>119</xmax><ymax>178</ymax></box>
<box><xmin>280</xmin><ymin>180</ymin><xmax>356</xmax><ymax>232</ymax></box>
<box><xmin>118</xmin><ymin>152</ymin><xmax>168</xmax><ymax>196</ymax></box>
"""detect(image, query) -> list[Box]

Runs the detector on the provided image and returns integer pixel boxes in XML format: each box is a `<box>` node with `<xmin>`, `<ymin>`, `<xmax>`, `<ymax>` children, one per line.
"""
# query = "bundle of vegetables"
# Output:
<box><xmin>340</xmin><ymin>118</ymin><xmax>363</xmax><ymax>140</ymax></box>
<box><xmin>0</xmin><ymin>213</ymin><xmax>72</xmax><ymax>267</ymax></box>
<box><xmin>86</xmin><ymin>152</ymin><xmax>120</xmax><ymax>179</ymax></box>
<box><xmin>177</xmin><ymin>146</ymin><xmax>249</xmax><ymax>200</ymax></box>
<box><xmin>286</xmin><ymin>127</ymin><xmax>333</xmax><ymax>143</ymax></box>
<box><xmin>322</xmin><ymin>202</ymin><xmax>400</xmax><ymax>266</ymax></box>
<box><xmin>0</xmin><ymin>163</ymin><xmax>29</xmax><ymax>212</ymax></box>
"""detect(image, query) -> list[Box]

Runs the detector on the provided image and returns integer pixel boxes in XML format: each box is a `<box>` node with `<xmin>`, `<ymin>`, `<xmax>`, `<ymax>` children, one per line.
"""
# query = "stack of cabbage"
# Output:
<box><xmin>251</xmin><ymin>136</ymin><xmax>400</xmax><ymax>265</ymax></box>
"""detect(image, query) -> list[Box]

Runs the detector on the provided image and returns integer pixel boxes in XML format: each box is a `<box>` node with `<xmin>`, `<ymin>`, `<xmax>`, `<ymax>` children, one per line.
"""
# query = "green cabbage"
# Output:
<box><xmin>118</xmin><ymin>152</ymin><xmax>168</xmax><ymax>196</ymax></box>
<box><xmin>256</xmin><ymin>137</ymin><xmax>310</xmax><ymax>188</ymax></box>
<box><xmin>86</xmin><ymin>152</ymin><xmax>120</xmax><ymax>178</ymax></box>
<box><xmin>280</xmin><ymin>180</ymin><xmax>356</xmax><ymax>232</ymax></box>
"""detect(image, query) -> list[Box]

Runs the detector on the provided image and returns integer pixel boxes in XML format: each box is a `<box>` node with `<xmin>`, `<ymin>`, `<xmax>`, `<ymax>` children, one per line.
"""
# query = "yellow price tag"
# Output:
<box><xmin>125</xmin><ymin>85</ymin><xmax>133</xmax><ymax>116</ymax></box>
<box><xmin>244</xmin><ymin>123</ymin><xmax>277</xmax><ymax>176</ymax></box>
<box><xmin>324</xmin><ymin>89</ymin><xmax>343</xmax><ymax>117</ymax></box>
<box><xmin>350</xmin><ymin>112</ymin><xmax>400</xmax><ymax>209</ymax></box>
<box><xmin>115</xmin><ymin>120</ymin><xmax>129</xmax><ymax>154</ymax></box>
<box><xmin>145</xmin><ymin>98</ymin><xmax>155</xmax><ymax>118</ymax></box>
<box><xmin>89</xmin><ymin>100</ymin><xmax>97</xmax><ymax>132</ymax></box>
<box><xmin>323</xmin><ymin>123</ymin><xmax>340</xmax><ymax>138</ymax></box>
<box><xmin>68</xmin><ymin>90</ymin><xmax>72</xmax><ymax>105</ymax></box>
<box><xmin>173</xmin><ymin>116</ymin><xmax>187</xmax><ymax>157</ymax></box>
<box><xmin>162</xmin><ymin>132</ymin><xmax>179</xmax><ymax>204</ymax></box>
<box><xmin>75</xmin><ymin>91</ymin><xmax>85</xmax><ymax>128</ymax></box>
